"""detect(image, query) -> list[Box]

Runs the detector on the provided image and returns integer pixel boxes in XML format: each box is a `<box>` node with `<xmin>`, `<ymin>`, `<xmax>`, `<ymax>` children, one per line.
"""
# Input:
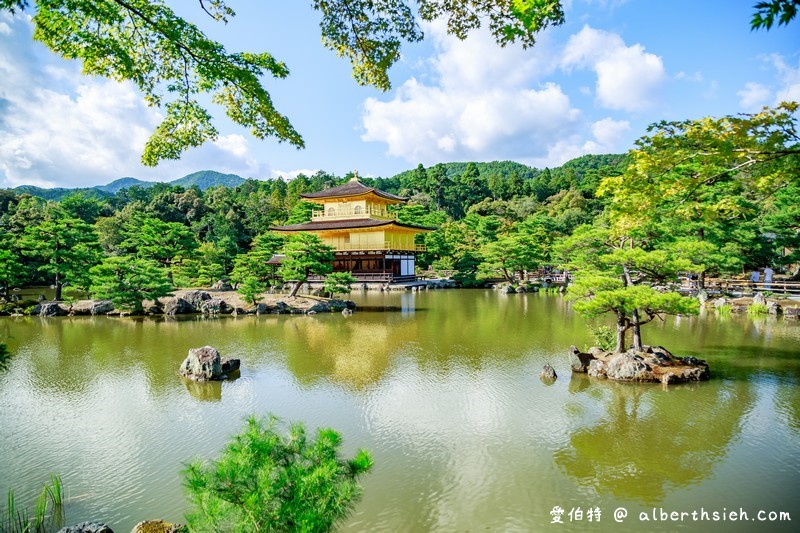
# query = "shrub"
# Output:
<box><xmin>747</xmin><ymin>303</ymin><xmax>769</xmax><ymax>316</ymax></box>
<box><xmin>183</xmin><ymin>415</ymin><xmax>373</xmax><ymax>532</ymax></box>
<box><xmin>323</xmin><ymin>272</ymin><xmax>356</xmax><ymax>298</ymax></box>
<box><xmin>589</xmin><ymin>325</ymin><xmax>616</xmax><ymax>352</ymax></box>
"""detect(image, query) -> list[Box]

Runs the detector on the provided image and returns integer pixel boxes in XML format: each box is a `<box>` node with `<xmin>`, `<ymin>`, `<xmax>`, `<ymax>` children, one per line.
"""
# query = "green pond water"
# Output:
<box><xmin>0</xmin><ymin>290</ymin><xmax>798</xmax><ymax>532</ymax></box>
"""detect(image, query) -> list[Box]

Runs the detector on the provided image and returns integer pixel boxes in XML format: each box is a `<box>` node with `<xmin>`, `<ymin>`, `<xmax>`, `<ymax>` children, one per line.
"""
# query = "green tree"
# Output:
<box><xmin>230</xmin><ymin>232</ymin><xmax>285</xmax><ymax>287</ymax></box>
<box><xmin>20</xmin><ymin>207</ymin><xmax>102</xmax><ymax>300</ymax></box>
<box><xmin>183</xmin><ymin>415</ymin><xmax>373</xmax><ymax>533</ymax></box>
<box><xmin>598</xmin><ymin>103</ymin><xmax>800</xmax><ymax>286</ymax></box>
<box><xmin>60</xmin><ymin>193</ymin><xmax>111</xmax><ymax>224</ymax></box>
<box><xmin>323</xmin><ymin>272</ymin><xmax>356</xmax><ymax>298</ymax></box>
<box><xmin>237</xmin><ymin>276</ymin><xmax>266</xmax><ymax>306</ymax></box>
<box><xmin>278</xmin><ymin>233</ymin><xmax>334</xmax><ymax>297</ymax></box>
<box><xmin>480</xmin><ymin>217</ymin><xmax>550</xmax><ymax>283</ymax></box>
<box><xmin>556</xmin><ymin>225</ymin><xmax>699</xmax><ymax>352</ymax></box>
<box><xmin>0</xmin><ymin>232</ymin><xmax>25</xmax><ymax>300</ymax></box>
<box><xmin>125</xmin><ymin>217</ymin><xmax>198</xmax><ymax>282</ymax></box>
<box><xmin>90</xmin><ymin>255</ymin><xmax>173</xmax><ymax>313</ymax></box>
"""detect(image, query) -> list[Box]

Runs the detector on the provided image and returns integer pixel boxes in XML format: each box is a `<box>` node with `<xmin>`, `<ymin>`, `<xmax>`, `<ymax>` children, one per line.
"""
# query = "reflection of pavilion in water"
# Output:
<box><xmin>279</xmin><ymin>311</ymin><xmax>423</xmax><ymax>390</ymax></box>
<box><xmin>556</xmin><ymin>376</ymin><xmax>755</xmax><ymax>502</ymax></box>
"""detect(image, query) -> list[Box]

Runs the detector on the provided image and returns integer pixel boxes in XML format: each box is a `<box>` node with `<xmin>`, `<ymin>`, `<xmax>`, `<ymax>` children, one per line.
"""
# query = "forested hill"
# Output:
<box><xmin>8</xmin><ymin>170</ymin><xmax>245</xmax><ymax>201</ymax></box>
<box><xmin>357</xmin><ymin>154</ymin><xmax>628</xmax><ymax>206</ymax></box>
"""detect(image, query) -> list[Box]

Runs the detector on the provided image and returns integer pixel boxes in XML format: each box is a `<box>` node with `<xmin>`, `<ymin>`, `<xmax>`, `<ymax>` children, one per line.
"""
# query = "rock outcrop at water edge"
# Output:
<box><xmin>179</xmin><ymin>346</ymin><xmax>240</xmax><ymax>381</ymax></box>
<box><xmin>568</xmin><ymin>345</ymin><xmax>709</xmax><ymax>384</ymax></box>
<box><xmin>164</xmin><ymin>297</ymin><xmax>193</xmax><ymax>316</ymax></box>
<box><xmin>32</xmin><ymin>302</ymin><xmax>68</xmax><ymax>317</ymax></box>
<box><xmin>131</xmin><ymin>519</ymin><xmax>186</xmax><ymax>532</ymax></box>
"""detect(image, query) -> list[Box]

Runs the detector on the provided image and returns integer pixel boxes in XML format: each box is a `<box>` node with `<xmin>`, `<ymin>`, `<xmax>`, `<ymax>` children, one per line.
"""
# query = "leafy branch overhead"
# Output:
<box><xmin>1</xmin><ymin>0</ymin><xmax>562</xmax><ymax>166</ymax></box>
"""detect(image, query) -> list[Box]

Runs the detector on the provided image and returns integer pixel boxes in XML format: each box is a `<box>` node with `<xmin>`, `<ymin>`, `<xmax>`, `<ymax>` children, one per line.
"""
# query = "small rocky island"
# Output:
<box><xmin>179</xmin><ymin>346</ymin><xmax>240</xmax><ymax>382</ymax></box>
<box><xmin>569</xmin><ymin>345</ymin><xmax>709</xmax><ymax>385</ymax></box>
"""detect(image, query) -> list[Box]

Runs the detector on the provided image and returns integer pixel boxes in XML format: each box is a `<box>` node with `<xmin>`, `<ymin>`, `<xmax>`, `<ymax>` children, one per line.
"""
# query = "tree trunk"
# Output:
<box><xmin>697</xmin><ymin>227</ymin><xmax>706</xmax><ymax>289</ymax></box>
<box><xmin>502</xmin><ymin>267</ymin><xmax>514</xmax><ymax>284</ymax></box>
<box><xmin>621</xmin><ymin>265</ymin><xmax>642</xmax><ymax>350</ymax></box>
<box><xmin>631</xmin><ymin>308</ymin><xmax>643</xmax><ymax>351</ymax></box>
<box><xmin>54</xmin><ymin>272</ymin><xmax>62</xmax><ymax>301</ymax></box>
<box><xmin>289</xmin><ymin>280</ymin><xmax>303</xmax><ymax>297</ymax></box>
<box><xmin>615</xmin><ymin>311</ymin><xmax>627</xmax><ymax>353</ymax></box>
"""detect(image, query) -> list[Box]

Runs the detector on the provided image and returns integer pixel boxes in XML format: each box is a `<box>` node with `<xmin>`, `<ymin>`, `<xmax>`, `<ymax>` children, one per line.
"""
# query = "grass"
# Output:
<box><xmin>747</xmin><ymin>302</ymin><xmax>769</xmax><ymax>316</ymax></box>
<box><xmin>1</xmin><ymin>475</ymin><xmax>64</xmax><ymax>533</ymax></box>
<box><xmin>715</xmin><ymin>304</ymin><xmax>733</xmax><ymax>316</ymax></box>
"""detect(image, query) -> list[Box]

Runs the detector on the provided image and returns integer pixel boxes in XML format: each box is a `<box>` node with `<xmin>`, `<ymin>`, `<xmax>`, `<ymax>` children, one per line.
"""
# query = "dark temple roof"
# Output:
<box><xmin>270</xmin><ymin>218</ymin><xmax>435</xmax><ymax>232</ymax></box>
<box><xmin>301</xmin><ymin>178</ymin><xmax>407</xmax><ymax>202</ymax></box>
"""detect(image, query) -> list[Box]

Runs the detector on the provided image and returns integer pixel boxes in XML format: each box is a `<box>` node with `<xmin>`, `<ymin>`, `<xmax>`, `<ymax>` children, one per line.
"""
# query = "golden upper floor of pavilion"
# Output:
<box><xmin>301</xmin><ymin>177</ymin><xmax>407</xmax><ymax>222</ymax></box>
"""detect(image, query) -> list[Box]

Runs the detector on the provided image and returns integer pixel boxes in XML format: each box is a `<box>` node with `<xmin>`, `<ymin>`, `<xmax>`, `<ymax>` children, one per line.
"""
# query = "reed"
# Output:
<box><xmin>747</xmin><ymin>303</ymin><xmax>769</xmax><ymax>316</ymax></box>
<box><xmin>1</xmin><ymin>475</ymin><xmax>65</xmax><ymax>533</ymax></box>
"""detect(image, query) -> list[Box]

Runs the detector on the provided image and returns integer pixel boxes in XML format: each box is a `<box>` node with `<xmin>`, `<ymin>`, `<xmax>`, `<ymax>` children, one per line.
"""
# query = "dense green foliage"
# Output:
<box><xmin>183</xmin><ymin>415</ymin><xmax>373</xmax><ymax>532</ymax></box>
<box><xmin>89</xmin><ymin>256</ymin><xmax>173</xmax><ymax>313</ymax></box>
<box><xmin>278</xmin><ymin>234</ymin><xmax>335</xmax><ymax>297</ymax></box>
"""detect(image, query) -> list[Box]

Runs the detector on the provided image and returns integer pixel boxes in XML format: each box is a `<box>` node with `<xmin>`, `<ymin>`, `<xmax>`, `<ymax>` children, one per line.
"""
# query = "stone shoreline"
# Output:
<box><xmin>6</xmin><ymin>289</ymin><xmax>356</xmax><ymax>317</ymax></box>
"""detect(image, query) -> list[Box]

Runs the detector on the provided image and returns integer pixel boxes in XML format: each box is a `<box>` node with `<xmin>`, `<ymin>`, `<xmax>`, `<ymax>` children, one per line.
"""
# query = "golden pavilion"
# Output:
<box><xmin>271</xmin><ymin>177</ymin><xmax>434</xmax><ymax>282</ymax></box>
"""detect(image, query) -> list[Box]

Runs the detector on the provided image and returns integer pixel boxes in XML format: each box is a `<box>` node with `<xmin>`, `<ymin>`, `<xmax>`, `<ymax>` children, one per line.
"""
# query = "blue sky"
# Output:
<box><xmin>0</xmin><ymin>1</ymin><xmax>798</xmax><ymax>188</ymax></box>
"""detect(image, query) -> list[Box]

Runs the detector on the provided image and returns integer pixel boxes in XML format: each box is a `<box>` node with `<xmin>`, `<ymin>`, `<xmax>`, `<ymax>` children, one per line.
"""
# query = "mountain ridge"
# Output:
<box><xmin>6</xmin><ymin>170</ymin><xmax>246</xmax><ymax>201</ymax></box>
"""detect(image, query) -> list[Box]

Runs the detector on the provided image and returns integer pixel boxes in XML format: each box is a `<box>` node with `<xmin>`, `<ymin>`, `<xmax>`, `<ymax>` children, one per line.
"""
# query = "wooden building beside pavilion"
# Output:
<box><xmin>271</xmin><ymin>177</ymin><xmax>434</xmax><ymax>282</ymax></box>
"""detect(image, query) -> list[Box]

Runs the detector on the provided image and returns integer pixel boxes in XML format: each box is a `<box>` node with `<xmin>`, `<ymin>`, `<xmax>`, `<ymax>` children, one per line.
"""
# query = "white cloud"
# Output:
<box><xmin>737</xmin><ymin>82</ymin><xmax>771</xmax><ymax>111</ymax></box>
<box><xmin>361</xmin><ymin>23</ymin><xmax>582</xmax><ymax>166</ymax></box>
<box><xmin>269</xmin><ymin>168</ymin><xmax>319</xmax><ymax>180</ymax></box>
<box><xmin>561</xmin><ymin>25</ymin><xmax>666</xmax><ymax>112</ymax></box>
<box><xmin>589</xmin><ymin>117</ymin><xmax>631</xmax><ymax>147</ymax></box>
<box><xmin>0</xmin><ymin>13</ymin><xmax>266</xmax><ymax>188</ymax></box>
<box><xmin>532</xmin><ymin>117</ymin><xmax>631</xmax><ymax>167</ymax></box>
<box><xmin>769</xmin><ymin>54</ymin><xmax>800</xmax><ymax>105</ymax></box>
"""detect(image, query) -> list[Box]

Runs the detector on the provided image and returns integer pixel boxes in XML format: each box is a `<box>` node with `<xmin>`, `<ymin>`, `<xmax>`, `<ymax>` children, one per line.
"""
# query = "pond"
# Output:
<box><xmin>0</xmin><ymin>290</ymin><xmax>798</xmax><ymax>532</ymax></box>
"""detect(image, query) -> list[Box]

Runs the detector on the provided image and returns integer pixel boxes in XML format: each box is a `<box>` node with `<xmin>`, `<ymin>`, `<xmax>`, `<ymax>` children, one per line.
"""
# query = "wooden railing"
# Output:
<box><xmin>702</xmin><ymin>278</ymin><xmax>800</xmax><ymax>297</ymax></box>
<box><xmin>332</xmin><ymin>242</ymin><xmax>426</xmax><ymax>252</ymax></box>
<box><xmin>311</xmin><ymin>206</ymin><xmax>396</xmax><ymax>221</ymax></box>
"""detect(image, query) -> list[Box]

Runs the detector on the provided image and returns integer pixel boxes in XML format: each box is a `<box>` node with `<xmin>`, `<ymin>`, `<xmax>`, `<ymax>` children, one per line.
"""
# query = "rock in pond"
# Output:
<box><xmin>91</xmin><ymin>300</ymin><xmax>115</xmax><ymax>316</ymax></box>
<box><xmin>568</xmin><ymin>346</ymin><xmax>594</xmax><ymax>373</ymax></box>
<box><xmin>539</xmin><ymin>364</ymin><xmax>557</xmax><ymax>383</ymax></box>
<box><xmin>569</xmin><ymin>345</ymin><xmax>710</xmax><ymax>384</ymax></box>
<box><xmin>58</xmin><ymin>522</ymin><xmax>114</xmax><ymax>533</ymax></box>
<box><xmin>753</xmin><ymin>292</ymin><xmax>767</xmax><ymax>306</ymax></box>
<box><xmin>179</xmin><ymin>346</ymin><xmax>240</xmax><ymax>381</ymax></box>
<box><xmin>200</xmin><ymin>298</ymin><xmax>230</xmax><ymax>315</ymax></box>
